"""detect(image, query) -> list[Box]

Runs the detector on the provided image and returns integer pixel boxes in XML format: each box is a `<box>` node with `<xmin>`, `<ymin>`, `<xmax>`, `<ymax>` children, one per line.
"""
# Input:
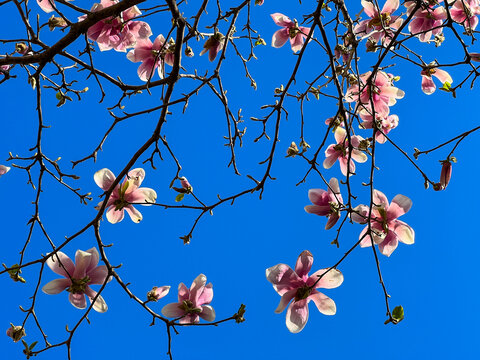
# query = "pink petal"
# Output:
<box><xmin>290</xmin><ymin>33</ymin><xmax>305</xmax><ymax>53</ymax></box>
<box><xmin>433</xmin><ymin>68</ymin><xmax>453</xmax><ymax>84</ymax></box>
<box><xmin>325</xmin><ymin>212</ymin><xmax>339</xmax><ymax>230</ymax></box>
<box><xmin>0</xmin><ymin>165</ymin><xmax>10</xmax><ymax>176</ymax></box>
<box><xmin>125</xmin><ymin>168</ymin><xmax>146</xmax><ymax>193</ymax></box>
<box><xmin>274</xmin><ymin>289</ymin><xmax>296</xmax><ymax>314</ymax></box>
<box><xmin>46</xmin><ymin>251</ymin><xmax>75</xmax><ymax>278</ymax></box>
<box><xmin>85</xmin><ymin>286</ymin><xmax>108</xmax><ymax>312</ymax></box>
<box><xmin>85</xmin><ymin>247</ymin><xmax>100</xmax><ymax>272</ymax></box>
<box><xmin>309</xmin><ymin>290</ymin><xmax>336</xmax><ymax>315</ymax></box>
<box><xmin>94</xmin><ymin>168</ymin><xmax>116</xmax><ymax>191</ymax></box>
<box><xmin>73</xmin><ymin>250</ymin><xmax>93</xmax><ymax>279</ymax></box>
<box><xmin>37</xmin><ymin>0</ymin><xmax>55</xmax><ymax>13</ymax></box>
<box><xmin>308</xmin><ymin>268</ymin><xmax>343</xmax><ymax>289</ymax></box>
<box><xmin>382</xmin><ymin>0</ymin><xmax>399</xmax><ymax>14</ymax></box>
<box><xmin>421</xmin><ymin>75</ymin><xmax>436</xmax><ymax>95</ymax></box>
<box><xmin>69</xmin><ymin>292</ymin><xmax>87</xmax><ymax>309</ymax></box>
<box><xmin>87</xmin><ymin>265</ymin><xmax>109</xmax><ymax>285</ymax></box>
<box><xmin>128</xmin><ymin>188</ymin><xmax>157</xmax><ymax>205</ymax></box>
<box><xmin>271</xmin><ymin>29</ymin><xmax>290</xmax><ymax>48</ymax></box>
<box><xmin>304</xmin><ymin>205</ymin><xmax>331</xmax><ymax>216</ymax></box>
<box><xmin>199</xmin><ymin>305</ymin><xmax>216</xmax><ymax>321</ymax></box>
<box><xmin>394</xmin><ymin>220</ymin><xmax>415</xmax><ymax>245</ymax></box>
<box><xmin>42</xmin><ymin>278</ymin><xmax>71</xmax><ymax>294</ymax></box>
<box><xmin>373</xmin><ymin>190</ymin><xmax>389</xmax><ymax>209</ymax></box>
<box><xmin>266</xmin><ymin>264</ymin><xmax>301</xmax><ymax>295</ymax></box>
<box><xmin>285</xmin><ymin>300</ymin><xmax>309</xmax><ymax>333</ymax></box>
<box><xmin>124</xmin><ymin>205</ymin><xmax>143</xmax><ymax>223</ymax></box>
<box><xmin>323</xmin><ymin>151</ymin><xmax>340</xmax><ymax>170</ymax></box>
<box><xmin>377</xmin><ymin>231</ymin><xmax>398</xmax><ymax>257</ymax></box>
<box><xmin>177</xmin><ymin>283</ymin><xmax>189</xmax><ymax>302</ymax></box>
<box><xmin>270</xmin><ymin>13</ymin><xmax>294</xmax><ymax>27</ymax></box>
<box><xmin>154</xmin><ymin>286</ymin><xmax>171</xmax><ymax>300</ymax></box>
<box><xmin>351</xmin><ymin>204</ymin><xmax>369</xmax><ymax>224</ymax></box>
<box><xmin>161</xmin><ymin>302</ymin><xmax>185</xmax><ymax>318</ymax></box>
<box><xmin>361</xmin><ymin>0</ymin><xmax>377</xmax><ymax>18</ymax></box>
<box><xmin>106</xmin><ymin>205</ymin><xmax>125</xmax><ymax>224</ymax></box>
<box><xmin>294</xmin><ymin>250</ymin><xmax>313</xmax><ymax>278</ymax></box>
<box><xmin>197</xmin><ymin>283</ymin><xmax>213</xmax><ymax>305</ymax></box>
<box><xmin>307</xmin><ymin>188</ymin><xmax>327</xmax><ymax>206</ymax></box>
<box><xmin>189</xmin><ymin>274</ymin><xmax>207</xmax><ymax>305</ymax></box>
<box><xmin>387</xmin><ymin>194</ymin><xmax>412</xmax><ymax>220</ymax></box>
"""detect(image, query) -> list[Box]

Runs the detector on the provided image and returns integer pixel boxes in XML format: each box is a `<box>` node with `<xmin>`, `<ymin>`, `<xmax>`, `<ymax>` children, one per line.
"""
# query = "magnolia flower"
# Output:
<box><xmin>147</xmin><ymin>286</ymin><xmax>171</xmax><ymax>302</ymax></box>
<box><xmin>271</xmin><ymin>13</ymin><xmax>311</xmax><ymax>53</ymax></box>
<box><xmin>305</xmin><ymin>178</ymin><xmax>343</xmax><ymax>230</ymax></box>
<box><xmin>127</xmin><ymin>35</ymin><xmax>174</xmax><ymax>81</ymax></box>
<box><xmin>420</xmin><ymin>65</ymin><xmax>453</xmax><ymax>95</ymax></box>
<box><xmin>266</xmin><ymin>250</ymin><xmax>343</xmax><ymax>333</ymax></box>
<box><xmin>94</xmin><ymin>168</ymin><xmax>157</xmax><ymax>224</ymax></box>
<box><xmin>405</xmin><ymin>1</ymin><xmax>447</xmax><ymax>42</ymax></box>
<box><xmin>42</xmin><ymin>248</ymin><xmax>109</xmax><ymax>312</ymax></box>
<box><xmin>354</xmin><ymin>0</ymin><xmax>403</xmax><ymax>45</ymax></box>
<box><xmin>0</xmin><ymin>165</ymin><xmax>10</xmax><ymax>177</ymax></box>
<box><xmin>161</xmin><ymin>274</ymin><xmax>215</xmax><ymax>324</ymax></box>
<box><xmin>323</xmin><ymin>127</ymin><xmax>368</xmax><ymax>176</ymax></box>
<box><xmin>200</xmin><ymin>33</ymin><xmax>224</xmax><ymax>62</ymax></box>
<box><xmin>359</xmin><ymin>111</ymin><xmax>399</xmax><ymax>144</ymax></box>
<box><xmin>79</xmin><ymin>0</ymin><xmax>152</xmax><ymax>52</ymax></box>
<box><xmin>345</xmin><ymin>71</ymin><xmax>404</xmax><ymax>116</ymax></box>
<box><xmin>352</xmin><ymin>190</ymin><xmax>414</xmax><ymax>256</ymax></box>
<box><xmin>450</xmin><ymin>0</ymin><xmax>480</xmax><ymax>30</ymax></box>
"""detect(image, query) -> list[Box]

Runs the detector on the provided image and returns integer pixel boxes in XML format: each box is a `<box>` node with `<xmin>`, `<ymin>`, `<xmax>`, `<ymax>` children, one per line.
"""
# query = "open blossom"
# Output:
<box><xmin>450</xmin><ymin>0</ymin><xmax>480</xmax><ymax>30</ymax></box>
<box><xmin>405</xmin><ymin>1</ymin><xmax>447</xmax><ymax>42</ymax></box>
<box><xmin>352</xmin><ymin>190</ymin><xmax>414</xmax><ymax>257</ymax></box>
<box><xmin>200</xmin><ymin>33</ymin><xmax>224</xmax><ymax>62</ymax></box>
<box><xmin>345</xmin><ymin>71</ymin><xmax>404</xmax><ymax>116</ymax></box>
<box><xmin>266</xmin><ymin>250</ymin><xmax>343</xmax><ymax>333</ymax></box>
<box><xmin>420</xmin><ymin>65</ymin><xmax>453</xmax><ymax>95</ymax></box>
<box><xmin>359</xmin><ymin>110</ymin><xmax>399</xmax><ymax>144</ymax></box>
<box><xmin>271</xmin><ymin>13</ymin><xmax>311</xmax><ymax>53</ymax></box>
<box><xmin>161</xmin><ymin>274</ymin><xmax>215</xmax><ymax>324</ymax></box>
<box><xmin>127</xmin><ymin>35</ymin><xmax>174</xmax><ymax>81</ymax></box>
<box><xmin>354</xmin><ymin>0</ymin><xmax>403</xmax><ymax>45</ymax></box>
<box><xmin>323</xmin><ymin>127</ymin><xmax>368</xmax><ymax>176</ymax></box>
<box><xmin>42</xmin><ymin>248</ymin><xmax>109</xmax><ymax>312</ymax></box>
<box><xmin>0</xmin><ymin>165</ymin><xmax>10</xmax><ymax>177</ymax></box>
<box><xmin>305</xmin><ymin>178</ymin><xmax>343</xmax><ymax>230</ymax></box>
<box><xmin>94</xmin><ymin>168</ymin><xmax>157</xmax><ymax>224</ymax></box>
<box><xmin>79</xmin><ymin>0</ymin><xmax>152</xmax><ymax>52</ymax></box>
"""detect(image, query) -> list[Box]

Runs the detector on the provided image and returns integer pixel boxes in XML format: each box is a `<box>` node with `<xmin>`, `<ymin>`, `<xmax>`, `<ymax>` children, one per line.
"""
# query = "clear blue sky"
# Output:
<box><xmin>2</xmin><ymin>0</ymin><xmax>479</xmax><ymax>359</ymax></box>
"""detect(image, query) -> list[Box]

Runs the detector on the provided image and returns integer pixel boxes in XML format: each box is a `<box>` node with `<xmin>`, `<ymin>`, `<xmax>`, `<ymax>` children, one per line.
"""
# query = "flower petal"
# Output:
<box><xmin>274</xmin><ymin>288</ymin><xmax>296</xmax><ymax>313</ymax></box>
<box><xmin>161</xmin><ymin>302</ymin><xmax>185</xmax><ymax>318</ymax></box>
<box><xmin>189</xmin><ymin>274</ymin><xmax>207</xmax><ymax>305</ymax></box>
<box><xmin>199</xmin><ymin>305</ymin><xmax>216</xmax><ymax>321</ymax></box>
<box><xmin>197</xmin><ymin>282</ymin><xmax>213</xmax><ymax>305</ymax></box>
<box><xmin>387</xmin><ymin>194</ymin><xmax>412</xmax><ymax>220</ymax></box>
<box><xmin>294</xmin><ymin>250</ymin><xmax>313</xmax><ymax>278</ymax></box>
<box><xmin>106</xmin><ymin>205</ymin><xmax>125</xmax><ymax>224</ymax></box>
<box><xmin>94</xmin><ymin>168</ymin><xmax>116</xmax><ymax>191</ymax></box>
<box><xmin>285</xmin><ymin>299</ymin><xmax>309</xmax><ymax>333</ymax></box>
<box><xmin>46</xmin><ymin>251</ymin><xmax>75</xmax><ymax>278</ymax></box>
<box><xmin>69</xmin><ymin>292</ymin><xmax>87</xmax><ymax>309</ymax></box>
<box><xmin>266</xmin><ymin>264</ymin><xmax>301</xmax><ymax>295</ymax></box>
<box><xmin>73</xmin><ymin>250</ymin><xmax>93</xmax><ymax>279</ymax></box>
<box><xmin>42</xmin><ymin>278</ymin><xmax>70</xmax><ymax>294</ymax></box>
<box><xmin>88</xmin><ymin>265</ymin><xmax>109</xmax><ymax>285</ymax></box>
<box><xmin>308</xmin><ymin>268</ymin><xmax>343</xmax><ymax>289</ymax></box>
<box><xmin>271</xmin><ymin>29</ymin><xmax>290</xmax><ymax>48</ymax></box>
<box><xmin>85</xmin><ymin>286</ymin><xmax>108</xmax><ymax>313</ymax></box>
<box><xmin>124</xmin><ymin>205</ymin><xmax>143</xmax><ymax>223</ymax></box>
<box><xmin>394</xmin><ymin>220</ymin><xmax>415</xmax><ymax>245</ymax></box>
<box><xmin>310</xmin><ymin>291</ymin><xmax>336</xmax><ymax>315</ymax></box>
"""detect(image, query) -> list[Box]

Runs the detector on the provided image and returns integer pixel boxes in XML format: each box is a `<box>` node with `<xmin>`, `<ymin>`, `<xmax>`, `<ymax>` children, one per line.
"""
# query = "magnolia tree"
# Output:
<box><xmin>1</xmin><ymin>0</ymin><xmax>479</xmax><ymax>358</ymax></box>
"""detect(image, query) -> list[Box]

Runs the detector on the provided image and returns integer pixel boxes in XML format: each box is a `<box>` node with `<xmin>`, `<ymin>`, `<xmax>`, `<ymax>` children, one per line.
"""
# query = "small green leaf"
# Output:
<box><xmin>29</xmin><ymin>341</ymin><xmax>38</xmax><ymax>350</ymax></box>
<box><xmin>175</xmin><ymin>193</ymin><xmax>185</xmax><ymax>202</ymax></box>
<box><xmin>392</xmin><ymin>305</ymin><xmax>404</xmax><ymax>323</ymax></box>
<box><xmin>56</xmin><ymin>91</ymin><xmax>63</xmax><ymax>100</ymax></box>
<box><xmin>439</xmin><ymin>81</ymin><xmax>451</xmax><ymax>92</ymax></box>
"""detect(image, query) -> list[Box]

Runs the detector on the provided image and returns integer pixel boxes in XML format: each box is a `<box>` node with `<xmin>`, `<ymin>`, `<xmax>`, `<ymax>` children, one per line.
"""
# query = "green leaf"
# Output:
<box><xmin>29</xmin><ymin>341</ymin><xmax>38</xmax><ymax>350</ymax></box>
<box><xmin>175</xmin><ymin>193</ymin><xmax>185</xmax><ymax>202</ymax></box>
<box><xmin>392</xmin><ymin>305</ymin><xmax>404</xmax><ymax>323</ymax></box>
<box><xmin>439</xmin><ymin>81</ymin><xmax>451</xmax><ymax>92</ymax></box>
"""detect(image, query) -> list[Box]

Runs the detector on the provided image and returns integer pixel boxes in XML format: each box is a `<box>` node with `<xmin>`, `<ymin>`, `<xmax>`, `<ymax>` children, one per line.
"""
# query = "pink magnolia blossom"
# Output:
<box><xmin>323</xmin><ymin>127</ymin><xmax>368</xmax><ymax>176</ymax></box>
<box><xmin>0</xmin><ymin>165</ymin><xmax>10</xmax><ymax>177</ymax></box>
<box><xmin>271</xmin><ymin>13</ymin><xmax>311</xmax><ymax>53</ymax></box>
<box><xmin>304</xmin><ymin>178</ymin><xmax>343</xmax><ymax>230</ymax></box>
<box><xmin>79</xmin><ymin>0</ymin><xmax>152</xmax><ymax>52</ymax></box>
<box><xmin>266</xmin><ymin>250</ymin><xmax>343</xmax><ymax>333</ymax></box>
<box><xmin>359</xmin><ymin>110</ymin><xmax>399</xmax><ymax>144</ymax></box>
<box><xmin>161</xmin><ymin>274</ymin><xmax>215</xmax><ymax>324</ymax></box>
<box><xmin>354</xmin><ymin>0</ymin><xmax>403</xmax><ymax>45</ymax></box>
<box><xmin>450</xmin><ymin>0</ymin><xmax>480</xmax><ymax>30</ymax></box>
<box><xmin>127</xmin><ymin>35</ymin><xmax>174</xmax><ymax>81</ymax></box>
<box><xmin>94</xmin><ymin>168</ymin><xmax>157</xmax><ymax>224</ymax></box>
<box><xmin>352</xmin><ymin>190</ymin><xmax>414</xmax><ymax>256</ymax></box>
<box><xmin>405</xmin><ymin>1</ymin><xmax>447</xmax><ymax>42</ymax></box>
<box><xmin>200</xmin><ymin>33</ymin><xmax>224</xmax><ymax>62</ymax></box>
<box><xmin>345</xmin><ymin>71</ymin><xmax>404</xmax><ymax>116</ymax></box>
<box><xmin>420</xmin><ymin>65</ymin><xmax>453</xmax><ymax>94</ymax></box>
<box><xmin>42</xmin><ymin>247</ymin><xmax>110</xmax><ymax>312</ymax></box>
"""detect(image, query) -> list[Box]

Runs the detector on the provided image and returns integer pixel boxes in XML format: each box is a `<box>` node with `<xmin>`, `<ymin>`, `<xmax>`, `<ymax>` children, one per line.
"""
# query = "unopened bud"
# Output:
<box><xmin>185</xmin><ymin>46</ymin><xmax>194</xmax><ymax>57</ymax></box>
<box><xmin>286</xmin><ymin>142</ymin><xmax>299</xmax><ymax>157</ymax></box>
<box><xmin>15</xmin><ymin>43</ymin><xmax>28</xmax><ymax>55</ymax></box>
<box><xmin>147</xmin><ymin>286</ymin><xmax>170</xmax><ymax>302</ymax></box>
<box><xmin>48</xmin><ymin>15</ymin><xmax>67</xmax><ymax>31</ymax></box>
<box><xmin>440</xmin><ymin>160</ymin><xmax>452</xmax><ymax>189</ymax></box>
<box><xmin>179</xmin><ymin>177</ymin><xmax>193</xmax><ymax>193</ymax></box>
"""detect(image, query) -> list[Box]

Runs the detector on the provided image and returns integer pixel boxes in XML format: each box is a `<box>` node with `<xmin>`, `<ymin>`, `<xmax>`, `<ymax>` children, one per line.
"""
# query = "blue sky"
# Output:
<box><xmin>2</xmin><ymin>0</ymin><xmax>480</xmax><ymax>359</ymax></box>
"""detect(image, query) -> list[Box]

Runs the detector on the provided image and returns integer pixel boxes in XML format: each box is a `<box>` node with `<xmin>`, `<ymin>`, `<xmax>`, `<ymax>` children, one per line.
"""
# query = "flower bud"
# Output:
<box><xmin>48</xmin><ymin>15</ymin><xmax>67</xmax><ymax>31</ymax></box>
<box><xmin>286</xmin><ymin>142</ymin><xmax>299</xmax><ymax>157</ymax></box>
<box><xmin>184</xmin><ymin>46</ymin><xmax>194</xmax><ymax>57</ymax></box>
<box><xmin>147</xmin><ymin>286</ymin><xmax>170</xmax><ymax>302</ymax></box>
<box><xmin>15</xmin><ymin>43</ymin><xmax>28</xmax><ymax>55</ymax></box>
<box><xmin>440</xmin><ymin>160</ymin><xmax>452</xmax><ymax>189</ymax></box>
<box><xmin>6</xmin><ymin>324</ymin><xmax>26</xmax><ymax>342</ymax></box>
<box><xmin>179</xmin><ymin>177</ymin><xmax>193</xmax><ymax>193</ymax></box>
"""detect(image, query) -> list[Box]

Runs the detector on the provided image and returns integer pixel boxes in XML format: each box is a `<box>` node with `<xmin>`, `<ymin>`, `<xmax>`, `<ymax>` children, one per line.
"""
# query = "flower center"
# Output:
<box><xmin>179</xmin><ymin>300</ymin><xmax>202</xmax><ymax>314</ymax></box>
<box><xmin>295</xmin><ymin>286</ymin><xmax>312</xmax><ymax>301</ymax></box>
<box><xmin>68</xmin><ymin>276</ymin><xmax>90</xmax><ymax>294</ymax></box>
